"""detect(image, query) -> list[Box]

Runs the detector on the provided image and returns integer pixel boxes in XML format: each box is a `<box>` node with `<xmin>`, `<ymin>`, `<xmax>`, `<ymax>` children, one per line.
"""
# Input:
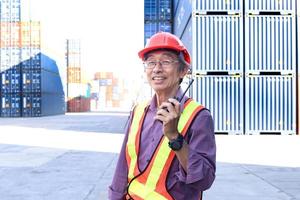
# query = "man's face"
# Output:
<box><xmin>144</xmin><ymin>50</ymin><xmax>186</xmax><ymax>94</ymax></box>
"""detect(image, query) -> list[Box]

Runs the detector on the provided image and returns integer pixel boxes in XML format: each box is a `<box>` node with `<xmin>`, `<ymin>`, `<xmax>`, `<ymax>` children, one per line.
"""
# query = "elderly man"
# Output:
<box><xmin>108</xmin><ymin>32</ymin><xmax>216</xmax><ymax>200</ymax></box>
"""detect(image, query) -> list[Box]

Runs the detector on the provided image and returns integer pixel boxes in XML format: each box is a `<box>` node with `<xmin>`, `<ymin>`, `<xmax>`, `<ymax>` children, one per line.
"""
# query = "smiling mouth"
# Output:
<box><xmin>152</xmin><ymin>77</ymin><xmax>166</xmax><ymax>81</ymax></box>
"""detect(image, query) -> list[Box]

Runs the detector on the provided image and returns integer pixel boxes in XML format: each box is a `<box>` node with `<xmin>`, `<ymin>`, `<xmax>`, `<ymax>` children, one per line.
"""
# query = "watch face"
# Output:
<box><xmin>172</xmin><ymin>141</ymin><xmax>181</xmax><ymax>150</ymax></box>
<box><xmin>168</xmin><ymin>134</ymin><xmax>184</xmax><ymax>151</ymax></box>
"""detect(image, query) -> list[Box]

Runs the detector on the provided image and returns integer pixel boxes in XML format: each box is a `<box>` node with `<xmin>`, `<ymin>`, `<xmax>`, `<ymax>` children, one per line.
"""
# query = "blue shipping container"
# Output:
<box><xmin>22</xmin><ymin>69</ymin><xmax>41</xmax><ymax>93</ymax></box>
<box><xmin>22</xmin><ymin>69</ymin><xmax>64</xmax><ymax>94</ymax></box>
<box><xmin>173</xmin><ymin>0</ymin><xmax>180</xmax><ymax>15</ymax></box>
<box><xmin>22</xmin><ymin>93</ymin><xmax>65</xmax><ymax>117</ymax></box>
<box><xmin>1</xmin><ymin>94</ymin><xmax>21</xmax><ymax>117</ymax></box>
<box><xmin>22</xmin><ymin>93</ymin><xmax>41</xmax><ymax>117</ymax></box>
<box><xmin>1</xmin><ymin>65</ymin><xmax>21</xmax><ymax>93</ymax></box>
<box><xmin>41</xmin><ymin>69</ymin><xmax>64</xmax><ymax>94</ymax></box>
<box><xmin>173</xmin><ymin>0</ymin><xmax>192</xmax><ymax>37</ymax></box>
<box><xmin>180</xmin><ymin>17</ymin><xmax>193</xmax><ymax>58</ymax></box>
<box><xmin>157</xmin><ymin>0</ymin><xmax>172</xmax><ymax>20</ymax></box>
<box><xmin>0</xmin><ymin>51</ymin><xmax>65</xmax><ymax>117</ymax></box>
<box><xmin>21</xmin><ymin>48</ymin><xmax>41</xmax><ymax>70</ymax></box>
<box><xmin>145</xmin><ymin>0</ymin><xmax>172</xmax><ymax>21</ymax></box>
<box><xmin>20</xmin><ymin>52</ymin><xmax>64</xmax><ymax>95</ymax></box>
<box><xmin>21</xmin><ymin>52</ymin><xmax>60</xmax><ymax>73</ymax></box>
<box><xmin>144</xmin><ymin>21</ymin><xmax>172</xmax><ymax>43</ymax></box>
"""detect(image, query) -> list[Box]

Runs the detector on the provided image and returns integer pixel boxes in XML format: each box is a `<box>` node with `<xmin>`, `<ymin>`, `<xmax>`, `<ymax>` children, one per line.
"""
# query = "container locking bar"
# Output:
<box><xmin>260</xmin><ymin>132</ymin><xmax>281</xmax><ymax>135</ymax></box>
<box><xmin>206</xmin><ymin>11</ymin><xmax>228</xmax><ymax>15</ymax></box>
<box><xmin>194</xmin><ymin>11</ymin><xmax>240</xmax><ymax>16</ymax></box>
<box><xmin>259</xmin><ymin>71</ymin><xmax>281</xmax><ymax>75</ymax></box>
<box><xmin>248</xmin><ymin>11</ymin><xmax>292</xmax><ymax>16</ymax></box>
<box><xmin>259</xmin><ymin>11</ymin><xmax>281</xmax><ymax>15</ymax></box>
<box><xmin>206</xmin><ymin>71</ymin><xmax>229</xmax><ymax>76</ymax></box>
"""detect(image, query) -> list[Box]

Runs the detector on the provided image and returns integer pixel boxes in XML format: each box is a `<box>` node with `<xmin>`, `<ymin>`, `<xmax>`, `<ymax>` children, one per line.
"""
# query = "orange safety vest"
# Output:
<box><xmin>125</xmin><ymin>98</ymin><xmax>205</xmax><ymax>200</ymax></box>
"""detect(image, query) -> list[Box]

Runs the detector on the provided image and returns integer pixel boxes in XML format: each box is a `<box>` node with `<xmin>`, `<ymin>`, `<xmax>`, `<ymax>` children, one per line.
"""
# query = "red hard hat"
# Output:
<box><xmin>138</xmin><ymin>32</ymin><xmax>191</xmax><ymax>64</ymax></box>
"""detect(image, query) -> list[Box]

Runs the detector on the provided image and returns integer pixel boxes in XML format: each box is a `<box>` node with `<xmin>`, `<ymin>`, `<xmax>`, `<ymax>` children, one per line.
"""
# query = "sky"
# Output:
<box><xmin>21</xmin><ymin>0</ymin><xmax>145</xmax><ymax>80</ymax></box>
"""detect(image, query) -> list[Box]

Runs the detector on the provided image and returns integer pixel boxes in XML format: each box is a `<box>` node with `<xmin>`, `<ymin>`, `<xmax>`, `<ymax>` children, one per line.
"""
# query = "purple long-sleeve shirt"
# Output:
<box><xmin>108</xmin><ymin>89</ymin><xmax>216</xmax><ymax>200</ymax></box>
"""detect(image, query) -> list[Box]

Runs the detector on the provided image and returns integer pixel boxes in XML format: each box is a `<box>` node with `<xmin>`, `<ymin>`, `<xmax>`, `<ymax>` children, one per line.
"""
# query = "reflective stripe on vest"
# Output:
<box><xmin>126</xmin><ymin>101</ymin><xmax>149</xmax><ymax>181</ymax></box>
<box><xmin>126</xmin><ymin>99</ymin><xmax>205</xmax><ymax>200</ymax></box>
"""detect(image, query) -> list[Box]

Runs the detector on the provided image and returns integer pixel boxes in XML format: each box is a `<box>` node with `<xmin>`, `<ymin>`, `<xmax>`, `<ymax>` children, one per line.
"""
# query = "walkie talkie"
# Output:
<box><xmin>162</xmin><ymin>79</ymin><xmax>194</xmax><ymax>112</ymax></box>
<box><xmin>175</xmin><ymin>78</ymin><xmax>194</xmax><ymax>103</ymax></box>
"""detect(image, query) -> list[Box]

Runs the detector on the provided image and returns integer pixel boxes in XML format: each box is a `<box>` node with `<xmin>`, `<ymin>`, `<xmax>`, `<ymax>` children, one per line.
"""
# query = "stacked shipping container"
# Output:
<box><xmin>144</xmin><ymin>0</ymin><xmax>173</xmax><ymax>43</ymax></box>
<box><xmin>66</xmin><ymin>39</ymin><xmax>90</xmax><ymax>112</ymax></box>
<box><xmin>174</xmin><ymin>0</ymin><xmax>244</xmax><ymax>134</ymax></box>
<box><xmin>244</xmin><ymin>0</ymin><xmax>296</xmax><ymax>135</ymax></box>
<box><xmin>0</xmin><ymin>0</ymin><xmax>21</xmax><ymax>22</ymax></box>
<box><xmin>21</xmin><ymin>53</ymin><xmax>65</xmax><ymax>116</ymax></box>
<box><xmin>66</xmin><ymin>39</ymin><xmax>81</xmax><ymax>83</ymax></box>
<box><xmin>92</xmin><ymin>72</ymin><xmax>128</xmax><ymax>110</ymax></box>
<box><xmin>0</xmin><ymin>0</ymin><xmax>65</xmax><ymax>117</ymax></box>
<box><xmin>0</xmin><ymin>0</ymin><xmax>22</xmax><ymax>116</ymax></box>
<box><xmin>173</xmin><ymin>0</ymin><xmax>297</xmax><ymax>135</ymax></box>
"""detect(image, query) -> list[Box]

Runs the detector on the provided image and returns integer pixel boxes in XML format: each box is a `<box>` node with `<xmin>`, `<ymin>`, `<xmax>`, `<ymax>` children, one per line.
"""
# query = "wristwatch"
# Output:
<box><xmin>168</xmin><ymin>134</ymin><xmax>184</xmax><ymax>151</ymax></box>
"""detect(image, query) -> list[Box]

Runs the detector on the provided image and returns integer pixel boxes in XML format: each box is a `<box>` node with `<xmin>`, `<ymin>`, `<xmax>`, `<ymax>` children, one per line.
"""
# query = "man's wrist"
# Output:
<box><xmin>168</xmin><ymin>133</ymin><xmax>184</xmax><ymax>151</ymax></box>
<box><xmin>167</xmin><ymin>132</ymin><xmax>180</xmax><ymax>140</ymax></box>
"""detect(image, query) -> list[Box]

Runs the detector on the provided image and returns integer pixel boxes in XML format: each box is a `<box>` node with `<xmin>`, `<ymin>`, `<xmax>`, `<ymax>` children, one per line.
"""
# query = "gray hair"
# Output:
<box><xmin>177</xmin><ymin>53</ymin><xmax>191</xmax><ymax>84</ymax></box>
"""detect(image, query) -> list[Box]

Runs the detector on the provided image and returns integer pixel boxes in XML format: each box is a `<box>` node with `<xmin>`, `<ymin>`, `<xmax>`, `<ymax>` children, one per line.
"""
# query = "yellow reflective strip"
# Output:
<box><xmin>177</xmin><ymin>100</ymin><xmax>200</xmax><ymax>133</ymax></box>
<box><xmin>144</xmin><ymin>100</ymin><xmax>201</xmax><ymax>190</ymax></box>
<box><xmin>146</xmin><ymin>137</ymin><xmax>171</xmax><ymax>190</ymax></box>
<box><xmin>129</xmin><ymin>180</ymin><xmax>168</xmax><ymax>200</ymax></box>
<box><xmin>127</xmin><ymin>101</ymin><xmax>148</xmax><ymax>179</ymax></box>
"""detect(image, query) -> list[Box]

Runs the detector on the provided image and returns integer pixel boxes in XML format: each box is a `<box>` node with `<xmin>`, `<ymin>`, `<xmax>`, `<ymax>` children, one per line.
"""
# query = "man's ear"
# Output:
<box><xmin>180</xmin><ymin>65</ymin><xmax>189</xmax><ymax>78</ymax></box>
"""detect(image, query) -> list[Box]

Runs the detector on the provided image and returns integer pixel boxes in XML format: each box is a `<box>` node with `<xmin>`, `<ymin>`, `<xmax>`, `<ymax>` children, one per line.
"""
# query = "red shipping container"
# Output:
<box><xmin>67</xmin><ymin>96</ymin><xmax>91</xmax><ymax>112</ymax></box>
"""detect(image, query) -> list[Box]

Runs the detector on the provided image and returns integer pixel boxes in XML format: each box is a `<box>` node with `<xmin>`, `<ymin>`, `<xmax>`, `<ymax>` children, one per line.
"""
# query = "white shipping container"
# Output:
<box><xmin>1</xmin><ymin>50</ymin><xmax>10</xmax><ymax>69</ymax></box>
<box><xmin>67</xmin><ymin>83</ymin><xmax>89</xmax><ymax>98</ymax></box>
<box><xmin>245</xmin><ymin>75</ymin><xmax>296</xmax><ymax>135</ymax></box>
<box><xmin>0</xmin><ymin>47</ymin><xmax>22</xmax><ymax>70</ymax></box>
<box><xmin>0</xmin><ymin>0</ymin><xmax>20</xmax><ymax>22</ymax></box>
<box><xmin>245</xmin><ymin>16</ymin><xmax>296</xmax><ymax>73</ymax></box>
<box><xmin>67</xmin><ymin>53</ymin><xmax>81</xmax><ymax>68</ymax></box>
<box><xmin>90</xmin><ymin>80</ymin><xmax>100</xmax><ymax>93</ymax></box>
<box><xmin>192</xmin><ymin>75</ymin><xmax>243</xmax><ymax>134</ymax></box>
<box><xmin>245</xmin><ymin>0</ymin><xmax>295</xmax><ymax>13</ymax></box>
<box><xmin>173</xmin><ymin>0</ymin><xmax>192</xmax><ymax>37</ymax></box>
<box><xmin>193</xmin><ymin>15</ymin><xmax>243</xmax><ymax>73</ymax></box>
<box><xmin>10</xmin><ymin>48</ymin><xmax>21</xmax><ymax>66</ymax></box>
<box><xmin>98</xmin><ymin>86</ymin><xmax>107</xmax><ymax>109</ymax></box>
<box><xmin>11</xmin><ymin>22</ymin><xmax>21</xmax><ymax>46</ymax></box>
<box><xmin>193</xmin><ymin>0</ymin><xmax>242</xmax><ymax>12</ymax></box>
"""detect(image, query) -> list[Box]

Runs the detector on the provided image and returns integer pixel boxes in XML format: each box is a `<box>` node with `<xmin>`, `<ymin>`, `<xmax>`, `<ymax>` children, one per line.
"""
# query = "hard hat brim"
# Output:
<box><xmin>138</xmin><ymin>45</ymin><xmax>184</xmax><ymax>61</ymax></box>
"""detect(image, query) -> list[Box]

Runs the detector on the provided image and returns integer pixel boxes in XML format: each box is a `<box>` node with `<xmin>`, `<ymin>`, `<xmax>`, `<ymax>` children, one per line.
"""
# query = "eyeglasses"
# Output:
<box><xmin>143</xmin><ymin>60</ymin><xmax>179</xmax><ymax>70</ymax></box>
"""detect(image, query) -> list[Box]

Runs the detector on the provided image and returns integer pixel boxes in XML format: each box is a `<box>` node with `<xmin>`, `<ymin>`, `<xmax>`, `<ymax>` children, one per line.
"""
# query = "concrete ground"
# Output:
<box><xmin>0</xmin><ymin>113</ymin><xmax>300</xmax><ymax>200</ymax></box>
